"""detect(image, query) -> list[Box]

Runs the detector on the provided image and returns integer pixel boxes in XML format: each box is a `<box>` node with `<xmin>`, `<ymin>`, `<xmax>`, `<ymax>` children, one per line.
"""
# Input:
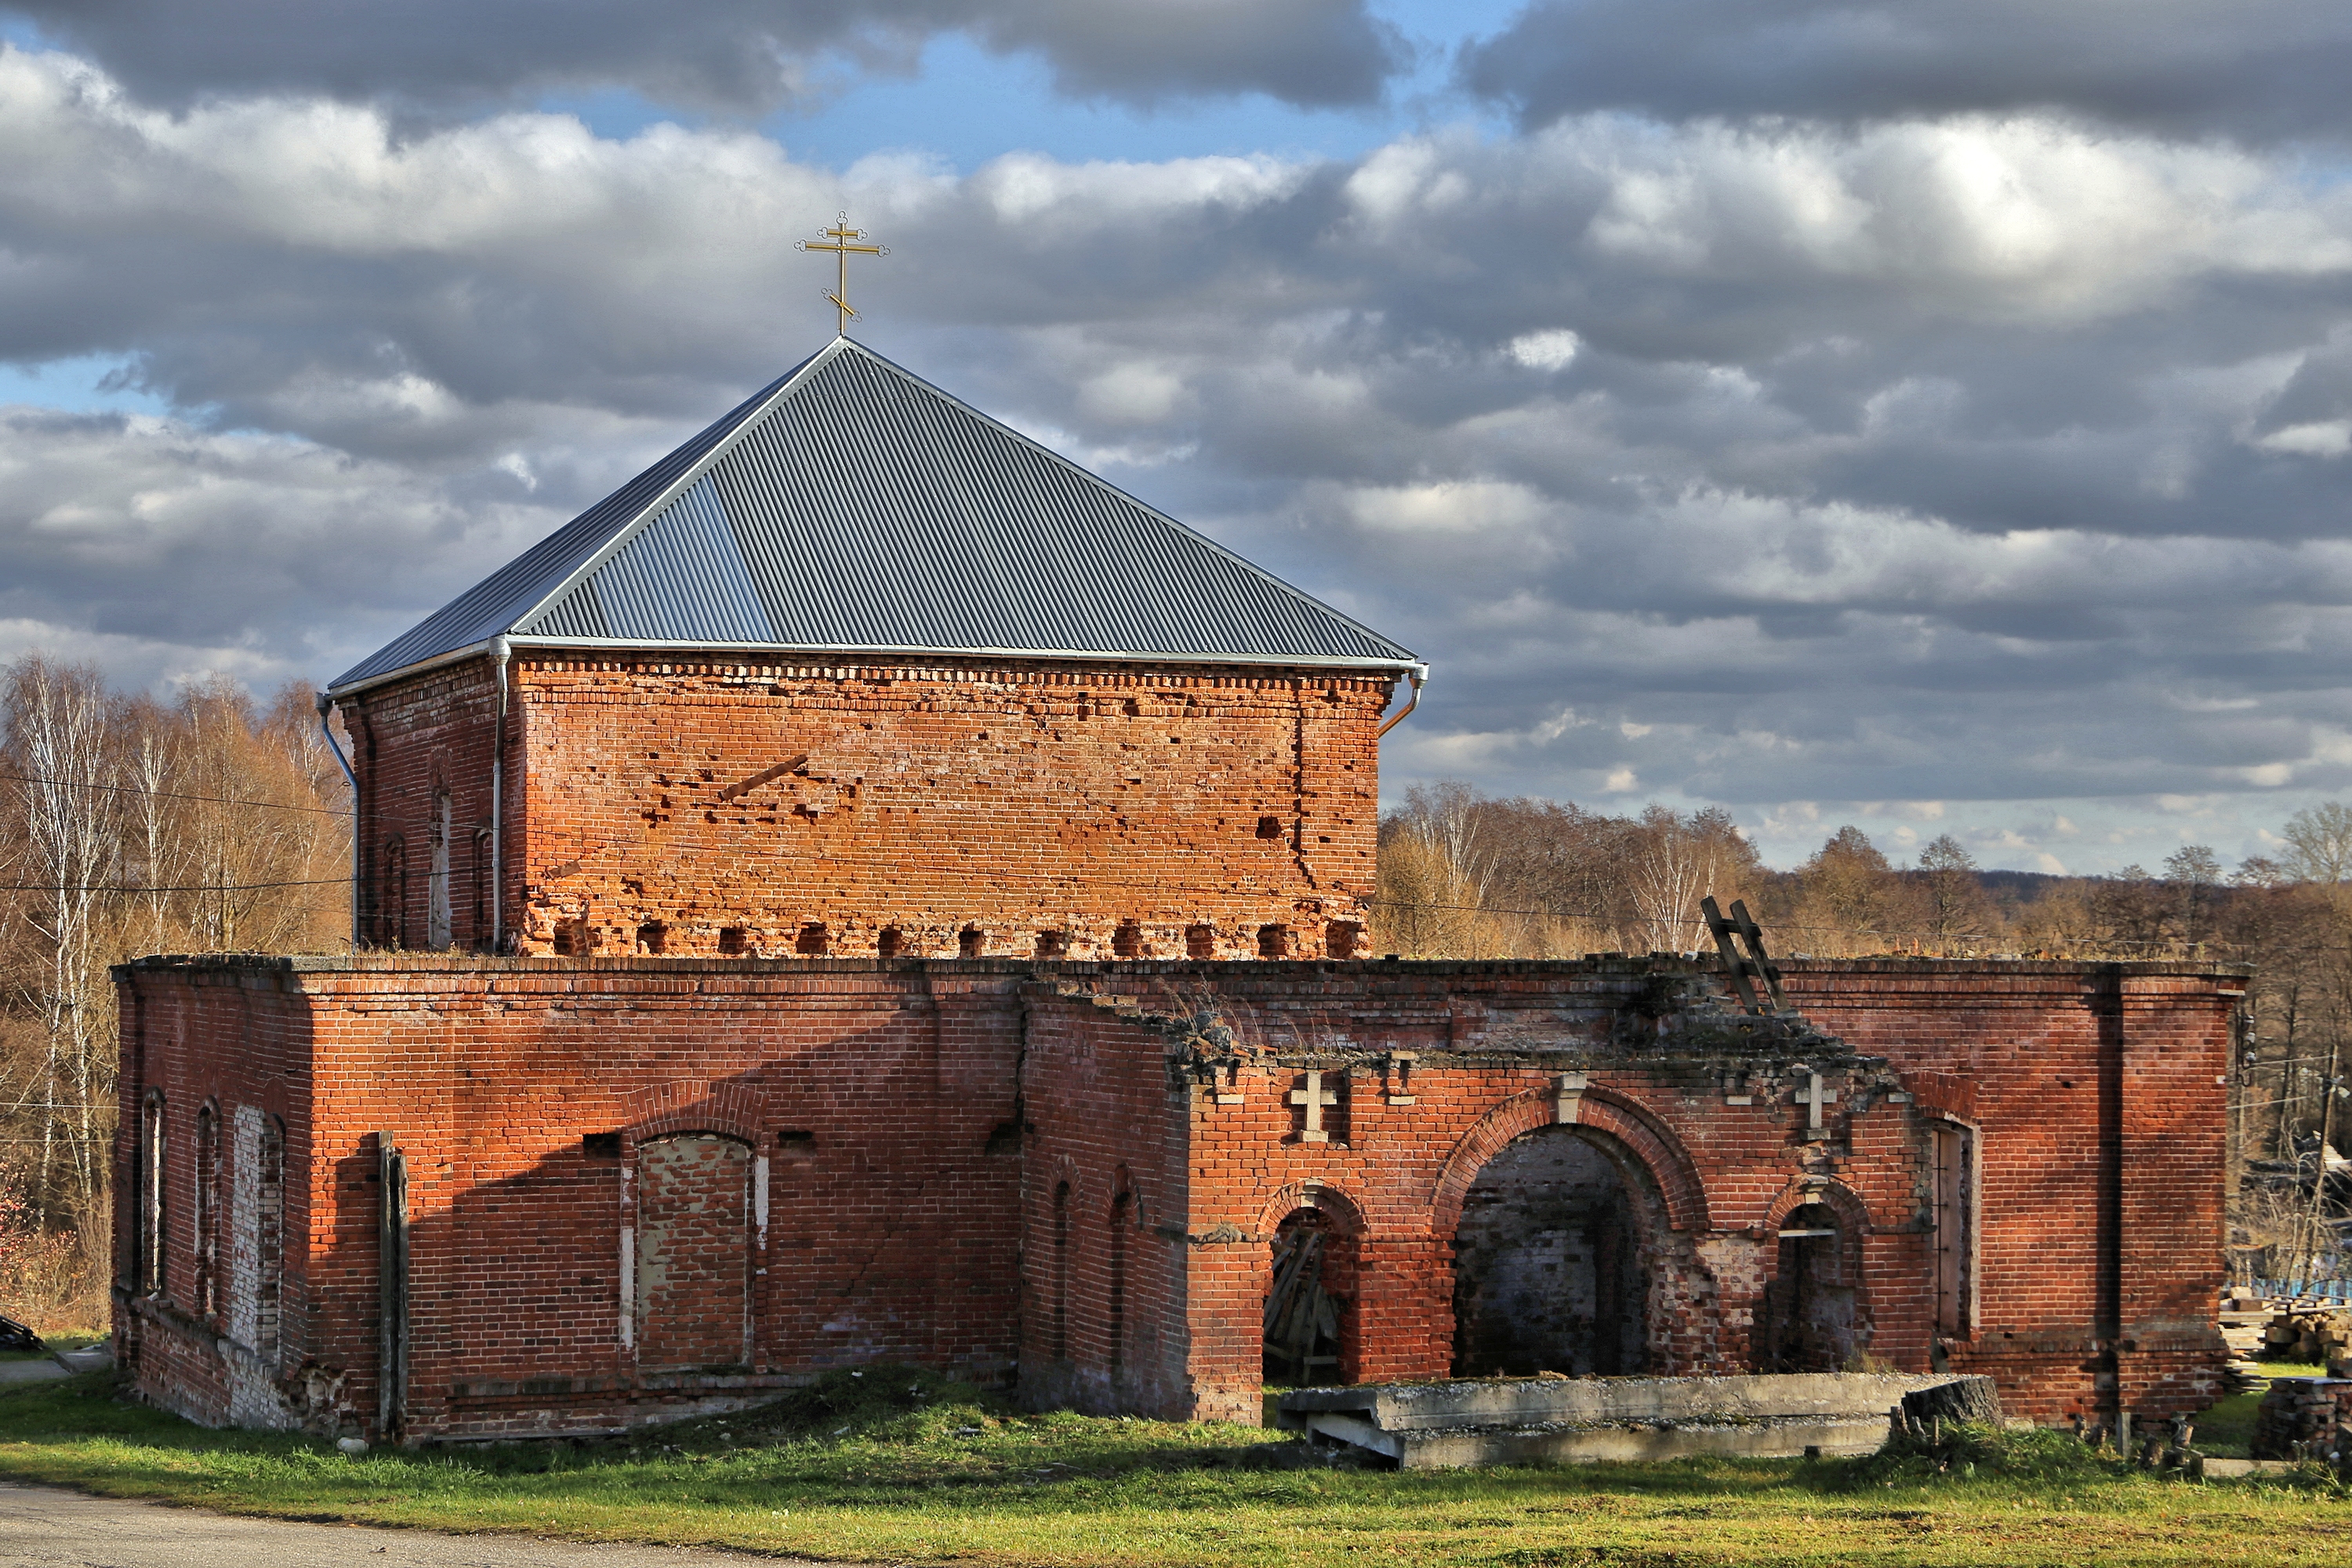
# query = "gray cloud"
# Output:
<box><xmin>0</xmin><ymin>0</ymin><xmax>1403</xmax><ymax>113</ymax></box>
<box><xmin>6</xmin><ymin>49</ymin><xmax>2352</xmax><ymax>869</ymax></box>
<box><xmin>1460</xmin><ymin>0</ymin><xmax>2352</xmax><ymax>142</ymax></box>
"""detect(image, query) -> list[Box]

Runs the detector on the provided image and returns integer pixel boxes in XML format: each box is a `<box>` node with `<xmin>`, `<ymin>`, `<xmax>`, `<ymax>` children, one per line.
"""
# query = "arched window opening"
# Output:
<box><xmin>1453</xmin><ymin>1125</ymin><xmax>1649</xmax><ymax>1377</ymax></box>
<box><xmin>1108</xmin><ymin>1189</ymin><xmax>1132</xmax><ymax>1379</ymax></box>
<box><xmin>958</xmin><ymin>927</ymin><xmax>986</xmax><ymax>959</ymax></box>
<box><xmin>427</xmin><ymin>790</ymin><xmax>453</xmax><ymax>950</ymax></box>
<box><xmin>1257</xmin><ymin>924</ymin><xmax>1290</xmax><ymax>959</ymax></box>
<box><xmin>1051</xmin><ymin>1181</ymin><xmax>1072</xmax><ymax>1362</ymax></box>
<box><xmin>633</xmin><ymin>1134</ymin><xmax>753</xmax><ymax>1374</ymax></box>
<box><xmin>1265</xmin><ymin>1207</ymin><xmax>1357</xmax><ymax>1385</ymax></box>
<box><xmin>257</xmin><ymin>1115</ymin><xmax>285</xmax><ymax>1364</ymax></box>
<box><xmin>1325</xmin><ymin>921</ymin><xmax>1363</xmax><ymax>960</ymax></box>
<box><xmin>1933</xmin><ymin>1125</ymin><xmax>1975</xmax><ymax>1338</ymax></box>
<box><xmin>194</xmin><ymin>1105</ymin><xmax>220</xmax><ymax>1319</ymax></box>
<box><xmin>877</xmin><ymin>927</ymin><xmax>905</xmax><ymax>959</ymax></box>
<box><xmin>139</xmin><ymin>1092</ymin><xmax>167</xmax><ymax>1298</ymax></box>
<box><xmin>1759</xmin><ymin>1201</ymin><xmax>1857</xmax><ymax>1372</ymax></box>
<box><xmin>379</xmin><ymin>837</ymin><xmax>407</xmax><ymax>949</ymax></box>
<box><xmin>795</xmin><ymin>922</ymin><xmax>829</xmax><ymax>956</ymax></box>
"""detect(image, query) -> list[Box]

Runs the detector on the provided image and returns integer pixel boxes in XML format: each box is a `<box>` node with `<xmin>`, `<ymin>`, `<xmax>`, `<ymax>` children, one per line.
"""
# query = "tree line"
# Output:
<box><xmin>0</xmin><ymin>655</ymin><xmax>348</xmax><ymax>1324</ymax></box>
<box><xmin>1377</xmin><ymin>782</ymin><xmax>2352</xmax><ymax>1284</ymax></box>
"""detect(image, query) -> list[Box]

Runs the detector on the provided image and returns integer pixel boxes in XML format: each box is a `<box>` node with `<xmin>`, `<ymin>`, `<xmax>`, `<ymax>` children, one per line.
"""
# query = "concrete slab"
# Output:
<box><xmin>1279</xmin><ymin>1373</ymin><xmax>1988</xmax><ymax>1468</ymax></box>
<box><xmin>0</xmin><ymin>1359</ymin><xmax>69</xmax><ymax>1388</ymax></box>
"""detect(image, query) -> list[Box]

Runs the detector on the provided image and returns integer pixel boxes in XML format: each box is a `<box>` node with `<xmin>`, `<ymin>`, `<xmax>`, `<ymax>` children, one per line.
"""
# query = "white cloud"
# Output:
<box><xmin>2257</xmin><ymin>421</ymin><xmax>2352</xmax><ymax>458</ymax></box>
<box><xmin>1</xmin><ymin>47</ymin><xmax>2350</xmax><ymax>869</ymax></box>
<box><xmin>1508</xmin><ymin>329</ymin><xmax>1581</xmax><ymax>372</ymax></box>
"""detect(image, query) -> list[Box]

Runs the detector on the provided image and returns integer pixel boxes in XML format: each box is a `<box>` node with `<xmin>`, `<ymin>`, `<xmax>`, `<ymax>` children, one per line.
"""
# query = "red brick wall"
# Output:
<box><xmin>342</xmin><ymin>658</ymin><xmax>510</xmax><ymax>953</ymax></box>
<box><xmin>1780</xmin><ymin>961</ymin><xmax>2237</xmax><ymax>1420</ymax></box>
<box><xmin>117</xmin><ymin>953</ymin><xmax>2236</xmax><ymax>1438</ymax></box>
<box><xmin>1013</xmin><ymin>988</ymin><xmax>1194</xmax><ymax>1417</ymax></box>
<box><xmin>118</xmin><ymin>956</ymin><xmax>1029</xmax><ymax>1439</ymax></box>
<box><xmin>111</xmin><ymin>960</ymin><xmax>328</xmax><ymax>1431</ymax></box>
<box><xmin>1048</xmin><ymin>958</ymin><xmax>2238</xmax><ymax>1425</ymax></box>
<box><xmin>343</xmin><ymin>654</ymin><xmax>1395</xmax><ymax>964</ymax></box>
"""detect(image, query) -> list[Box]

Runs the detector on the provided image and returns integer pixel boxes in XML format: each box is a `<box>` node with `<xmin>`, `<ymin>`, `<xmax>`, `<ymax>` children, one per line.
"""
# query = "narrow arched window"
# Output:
<box><xmin>257</xmin><ymin>1114</ymin><xmax>285</xmax><ymax>1364</ymax></box>
<box><xmin>1933</xmin><ymin>1126</ymin><xmax>1975</xmax><ymax>1338</ymax></box>
<box><xmin>194</xmin><ymin>1104</ymin><xmax>220</xmax><ymax>1319</ymax></box>
<box><xmin>1108</xmin><ymin>1188</ymin><xmax>1132</xmax><ymax>1380</ymax></box>
<box><xmin>427</xmin><ymin>789</ymin><xmax>452</xmax><ymax>950</ymax></box>
<box><xmin>1051</xmin><ymin>1181</ymin><xmax>1071</xmax><ymax>1362</ymax></box>
<box><xmin>379</xmin><ymin>837</ymin><xmax>407</xmax><ymax>949</ymax></box>
<box><xmin>139</xmin><ymin>1092</ymin><xmax>167</xmax><ymax>1298</ymax></box>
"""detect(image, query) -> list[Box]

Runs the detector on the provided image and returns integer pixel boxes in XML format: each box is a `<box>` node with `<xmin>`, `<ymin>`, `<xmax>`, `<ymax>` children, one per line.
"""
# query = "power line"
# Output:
<box><xmin>0</xmin><ymin>771</ymin><xmax>351</xmax><ymax>818</ymax></box>
<box><xmin>0</xmin><ymin>877</ymin><xmax>349</xmax><ymax>895</ymax></box>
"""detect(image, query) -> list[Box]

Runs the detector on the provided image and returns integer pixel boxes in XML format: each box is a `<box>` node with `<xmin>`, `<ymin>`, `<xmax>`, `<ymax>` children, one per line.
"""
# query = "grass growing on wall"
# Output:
<box><xmin>3</xmin><ymin>1366</ymin><xmax>2348</xmax><ymax>1567</ymax></box>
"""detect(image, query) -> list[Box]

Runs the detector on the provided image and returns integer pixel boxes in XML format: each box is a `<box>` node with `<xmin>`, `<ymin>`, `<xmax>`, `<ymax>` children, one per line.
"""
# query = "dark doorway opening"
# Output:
<box><xmin>1757</xmin><ymin>1201</ymin><xmax>1857</xmax><ymax>1371</ymax></box>
<box><xmin>1264</xmin><ymin>1207</ymin><xmax>1356</xmax><ymax>1385</ymax></box>
<box><xmin>1452</xmin><ymin>1125</ymin><xmax>1648</xmax><ymax>1377</ymax></box>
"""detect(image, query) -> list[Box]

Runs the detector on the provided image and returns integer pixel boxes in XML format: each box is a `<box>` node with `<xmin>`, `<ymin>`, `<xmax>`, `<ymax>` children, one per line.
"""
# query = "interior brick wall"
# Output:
<box><xmin>342</xmin><ymin>653</ymin><xmax>1395</xmax><ymax>964</ymax></box>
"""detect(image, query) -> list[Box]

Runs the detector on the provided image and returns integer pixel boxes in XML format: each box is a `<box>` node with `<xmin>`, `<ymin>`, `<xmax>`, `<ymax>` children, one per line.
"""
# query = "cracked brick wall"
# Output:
<box><xmin>341</xmin><ymin>654</ymin><xmax>1393</xmax><ymax>964</ymax></box>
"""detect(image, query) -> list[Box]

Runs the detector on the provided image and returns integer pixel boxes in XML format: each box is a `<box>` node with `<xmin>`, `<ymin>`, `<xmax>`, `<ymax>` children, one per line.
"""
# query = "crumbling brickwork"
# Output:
<box><xmin>340</xmin><ymin>655</ymin><xmax>1395</xmax><ymax>964</ymax></box>
<box><xmin>118</xmin><ymin>953</ymin><xmax>2235</xmax><ymax>1440</ymax></box>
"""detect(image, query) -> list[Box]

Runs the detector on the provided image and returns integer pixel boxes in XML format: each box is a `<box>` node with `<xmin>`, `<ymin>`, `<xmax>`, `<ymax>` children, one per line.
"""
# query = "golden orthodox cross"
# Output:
<box><xmin>796</xmin><ymin>213</ymin><xmax>888</xmax><ymax>336</ymax></box>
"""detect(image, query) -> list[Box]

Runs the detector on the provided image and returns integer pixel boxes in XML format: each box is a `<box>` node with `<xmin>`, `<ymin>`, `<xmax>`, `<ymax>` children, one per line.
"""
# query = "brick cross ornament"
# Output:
<box><xmin>1290</xmin><ymin>1069</ymin><xmax>1338</xmax><ymax>1143</ymax></box>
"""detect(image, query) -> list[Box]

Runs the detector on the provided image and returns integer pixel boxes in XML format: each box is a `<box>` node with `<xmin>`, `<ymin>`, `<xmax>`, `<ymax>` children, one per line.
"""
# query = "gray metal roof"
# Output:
<box><xmin>330</xmin><ymin>339</ymin><xmax>1419</xmax><ymax>694</ymax></box>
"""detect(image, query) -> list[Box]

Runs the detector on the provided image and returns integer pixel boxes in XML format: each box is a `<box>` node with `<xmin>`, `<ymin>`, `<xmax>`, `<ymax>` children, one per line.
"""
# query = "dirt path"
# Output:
<box><xmin>0</xmin><ymin>1481</ymin><xmax>816</xmax><ymax>1566</ymax></box>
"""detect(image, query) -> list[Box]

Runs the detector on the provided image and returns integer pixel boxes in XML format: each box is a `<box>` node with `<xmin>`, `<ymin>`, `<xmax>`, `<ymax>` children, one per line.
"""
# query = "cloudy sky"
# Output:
<box><xmin>3</xmin><ymin>0</ymin><xmax>2350</xmax><ymax>874</ymax></box>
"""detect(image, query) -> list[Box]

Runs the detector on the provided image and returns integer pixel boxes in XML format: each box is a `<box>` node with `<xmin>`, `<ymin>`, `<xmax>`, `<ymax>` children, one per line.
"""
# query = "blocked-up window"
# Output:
<box><xmin>257</xmin><ymin>1114</ymin><xmax>285</xmax><ymax>1362</ymax></box>
<box><xmin>633</xmin><ymin>1134</ymin><xmax>753</xmax><ymax>1374</ymax></box>
<box><xmin>427</xmin><ymin>790</ymin><xmax>453</xmax><ymax>950</ymax></box>
<box><xmin>225</xmin><ymin>1106</ymin><xmax>283</xmax><ymax>1358</ymax></box>
<box><xmin>379</xmin><ymin>837</ymin><xmax>407</xmax><ymax>949</ymax></box>
<box><xmin>139</xmin><ymin>1092</ymin><xmax>167</xmax><ymax>1298</ymax></box>
<box><xmin>1933</xmin><ymin>1125</ymin><xmax>1975</xmax><ymax>1337</ymax></box>
<box><xmin>194</xmin><ymin>1105</ymin><xmax>220</xmax><ymax>1319</ymax></box>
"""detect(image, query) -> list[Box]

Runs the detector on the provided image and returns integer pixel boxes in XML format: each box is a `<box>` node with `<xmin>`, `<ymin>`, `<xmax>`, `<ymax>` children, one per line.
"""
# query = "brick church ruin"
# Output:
<box><xmin>115</xmin><ymin>336</ymin><xmax>2240</xmax><ymax>1442</ymax></box>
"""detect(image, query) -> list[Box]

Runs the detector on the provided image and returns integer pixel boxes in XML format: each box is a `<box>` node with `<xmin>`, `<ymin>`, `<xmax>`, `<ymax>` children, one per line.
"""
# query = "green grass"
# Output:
<box><xmin>3</xmin><ymin>1367</ymin><xmax>2350</xmax><ymax>1566</ymax></box>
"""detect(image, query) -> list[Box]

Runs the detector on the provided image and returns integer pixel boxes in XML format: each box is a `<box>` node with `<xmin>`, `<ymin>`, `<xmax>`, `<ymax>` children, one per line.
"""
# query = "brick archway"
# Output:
<box><xmin>1253</xmin><ymin>1179</ymin><xmax>1369</xmax><ymax>1243</ymax></box>
<box><xmin>620</xmin><ymin>1078</ymin><xmax>765</xmax><ymax>1145</ymax></box>
<box><xmin>1432</xmin><ymin>1087</ymin><xmax>1710</xmax><ymax>1237</ymax></box>
<box><xmin>1761</xmin><ymin>1177</ymin><xmax>1872</xmax><ymax>1238</ymax></box>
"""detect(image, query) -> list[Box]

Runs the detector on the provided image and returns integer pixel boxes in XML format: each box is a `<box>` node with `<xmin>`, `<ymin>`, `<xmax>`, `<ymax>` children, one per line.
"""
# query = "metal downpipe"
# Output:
<box><xmin>1374</xmin><ymin>672</ymin><xmax>1426</xmax><ymax>739</ymax></box>
<box><xmin>490</xmin><ymin>637</ymin><xmax>510</xmax><ymax>954</ymax></box>
<box><xmin>317</xmin><ymin>692</ymin><xmax>361</xmax><ymax>952</ymax></box>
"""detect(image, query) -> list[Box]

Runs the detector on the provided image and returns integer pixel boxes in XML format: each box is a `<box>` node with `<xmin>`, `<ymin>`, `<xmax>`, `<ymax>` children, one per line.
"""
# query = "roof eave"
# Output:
<box><xmin>328</xmin><ymin>635</ymin><xmax>1425</xmax><ymax>699</ymax></box>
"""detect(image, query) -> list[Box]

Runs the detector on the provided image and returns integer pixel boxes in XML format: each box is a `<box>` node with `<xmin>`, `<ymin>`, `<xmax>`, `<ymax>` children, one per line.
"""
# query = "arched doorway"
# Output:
<box><xmin>1264</xmin><ymin>1207</ymin><xmax>1357</xmax><ymax>1385</ymax></box>
<box><xmin>1756</xmin><ymin>1201</ymin><xmax>1857</xmax><ymax>1372</ymax></box>
<box><xmin>1452</xmin><ymin>1125</ymin><xmax>1651</xmax><ymax>1377</ymax></box>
